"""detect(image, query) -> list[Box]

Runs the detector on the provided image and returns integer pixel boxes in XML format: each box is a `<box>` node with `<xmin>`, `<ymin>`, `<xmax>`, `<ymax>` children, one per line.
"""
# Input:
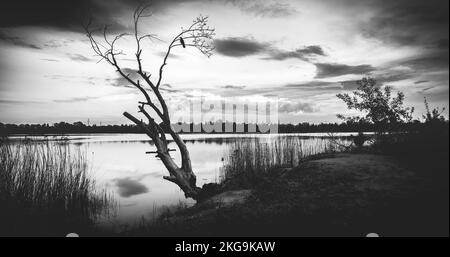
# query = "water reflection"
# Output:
<box><xmin>6</xmin><ymin>133</ymin><xmax>356</xmax><ymax>225</ymax></box>
<box><xmin>113</xmin><ymin>177</ymin><xmax>150</xmax><ymax>198</ymax></box>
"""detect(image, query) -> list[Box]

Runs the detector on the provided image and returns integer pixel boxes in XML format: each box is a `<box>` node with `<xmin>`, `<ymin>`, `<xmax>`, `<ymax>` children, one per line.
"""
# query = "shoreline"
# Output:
<box><xmin>123</xmin><ymin>152</ymin><xmax>448</xmax><ymax>237</ymax></box>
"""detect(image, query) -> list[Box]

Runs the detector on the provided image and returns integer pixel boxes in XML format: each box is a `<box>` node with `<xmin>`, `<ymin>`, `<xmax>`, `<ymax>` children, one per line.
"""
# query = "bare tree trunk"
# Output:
<box><xmin>123</xmin><ymin>112</ymin><xmax>201</xmax><ymax>200</ymax></box>
<box><xmin>84</xmin><ymin>4</ymin><xmax>214</xmax><ymax>202</ymax></box>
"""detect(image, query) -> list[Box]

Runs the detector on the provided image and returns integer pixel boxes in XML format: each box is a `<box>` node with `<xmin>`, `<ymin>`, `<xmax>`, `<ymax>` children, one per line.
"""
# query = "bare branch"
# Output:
<box><xmin>85</xmin><ymin>5</ymin><xmax>214</xmax><ymax>201</ymax></box>
<box><xmin>156</xmin><ymin>15</ymin><xmax>215</xmax><ymax>88</ymax></box>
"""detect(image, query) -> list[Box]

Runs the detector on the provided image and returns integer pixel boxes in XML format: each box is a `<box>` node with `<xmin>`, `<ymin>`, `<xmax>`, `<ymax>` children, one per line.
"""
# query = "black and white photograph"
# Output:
<box><xmin>0</xmin><ymin>0</ymin><xmax>448</xmax><ymax>242</ymax></box>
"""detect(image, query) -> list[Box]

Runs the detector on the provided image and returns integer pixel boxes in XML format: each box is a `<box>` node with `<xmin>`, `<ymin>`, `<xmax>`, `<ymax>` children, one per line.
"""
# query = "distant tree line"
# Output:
<box><xmin>1</xmin><ymin>119</ymin><xmax>447</xmax><ymax>136</ymax></box>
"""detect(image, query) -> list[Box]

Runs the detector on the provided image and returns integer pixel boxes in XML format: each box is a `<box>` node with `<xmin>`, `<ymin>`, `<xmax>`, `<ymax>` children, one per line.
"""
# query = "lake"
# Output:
<box><xmin>6</xmin><ymin>133</ymin><xmax>358</xmax><ymax>226</ymax></box>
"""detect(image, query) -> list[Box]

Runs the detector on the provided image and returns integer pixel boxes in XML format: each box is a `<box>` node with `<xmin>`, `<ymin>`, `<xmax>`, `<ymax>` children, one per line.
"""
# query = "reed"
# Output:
<box><xmin>220</xmin><ymin>136</ymin><xmax>339</xmax><ymax>187</ymax></box>
<box><xmin>0</xmin><ymin>140</ymin><xmax>114</xmax><ymax>236</ymax></box>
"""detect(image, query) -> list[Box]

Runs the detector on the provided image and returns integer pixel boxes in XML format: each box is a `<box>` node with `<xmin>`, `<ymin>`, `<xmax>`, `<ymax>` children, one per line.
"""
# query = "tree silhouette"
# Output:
<box><xmin>423</xmin><ymin>97</ymin><xmax>446</xmax><ymax>124</ymax></box>
<box><xmin>336</xmin><ymin>77</ymin><xmax>414</xmax><ymax>134</ymax></box>
<box><xmin>84</xmin><ymin>4</ymin><xmax>215</xmax><ymax>201</ymax></box>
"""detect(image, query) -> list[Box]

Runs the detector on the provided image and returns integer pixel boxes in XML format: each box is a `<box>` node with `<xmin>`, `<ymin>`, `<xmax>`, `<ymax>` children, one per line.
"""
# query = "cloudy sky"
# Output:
<box><xmin>0</xmin><ymin>0</ymin><xmax>448</xmax><ymax>124</ymax></box>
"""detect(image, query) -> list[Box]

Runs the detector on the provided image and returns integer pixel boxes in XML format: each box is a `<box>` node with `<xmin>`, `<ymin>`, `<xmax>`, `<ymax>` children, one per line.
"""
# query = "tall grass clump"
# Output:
<box><xmin>220</xmin><ymin>136</ymin><xmax>341</xmax><ymax>187</ymax></box>
<box><xmin>0</xmin><ymin>140</ymin><xmax>114</xmax><ymax>236</ymax></box>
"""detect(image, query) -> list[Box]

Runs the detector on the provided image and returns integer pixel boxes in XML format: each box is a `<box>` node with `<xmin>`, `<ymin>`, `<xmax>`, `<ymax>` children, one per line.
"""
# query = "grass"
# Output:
<box><xmin>219</xmin><ymin>136</ymin><xmax>344</xmax><ymax>189</ymax></box>
<box><xmin>0</xmin><ymin>139</ymin><xmax>115</xmax><ymax>236</ymax></box>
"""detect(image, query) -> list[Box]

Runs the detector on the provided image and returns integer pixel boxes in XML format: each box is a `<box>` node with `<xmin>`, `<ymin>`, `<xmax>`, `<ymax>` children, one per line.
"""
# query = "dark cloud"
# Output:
<box><xmin>306</xmin><ymin>0</ymin><xmax>449</xmax><ymax>82</ymax></box>
<box><xmin>221</xmin><ymin>85</ymin><xmax>246</xmax><ymax>89</ymax></box>
<box><xmin>398</xmin><ymin>54</ymin><xmax>449</xmax><ymax>71</ymax></box>
<box><xmin>314</xmin><ymin>63</ymin><xmax>375</xmax><ymax>78</ymax></box>
<box><xmin>214</xmin><ymin>37</ymin><xmax>268</xmax><ymax>57</ymax></box>
<box><xmin>0</xmin><ymin>32</ymin><xmax>41</xmax><ymax>49</ymax></box>
<box><xmin>279</xmin><ymin>102</ymin><xmax>316</xmax><ymax>114</ymax></box>
<box><xmin>0</xmin><ymin>0</ymin><xmax>141</xmax><ymax>32</ymax></box>
<box><xmin>296</xmin><ymin>45</ymin><xmax>326</xmax><ymax>56</ymax></box>
<box><xmin>377</xmin><ymin>72</ymin><xmax>416</xmax><ymax>84</ymax></box>
<box><xmin>108</xmin><ymin>67</ymin><xmax>145</xmax><ymax>88</ymax></box>
<box><xmin>385</xmin><ymin>38</ymin><xmax>449</xmax><ymax>75</ymax></box>
<box><xmin>351</xmin><ymin>0</ymin><xmax>449</xmax><ymax>79</ymax></box>
<box><xmin>160</xmin><ymin>83</ymin><xmax>181</xmax><ymax>93</ymax></box>
<box><xmin>414</xmin><ymin>80</ymin><xmax>429</xmax><ymax>85</ymax></box>
<box><xmin>214</xmin><ymin>37</ymin><xmax>327</xmax><ymax>62</ymax></box>
<box><xmin>282</xmin><ymin>70</ymin><xmax>416</xmax><ymax>93</ymax></box>
<box><xmin>420</xmin><ymin>86</ymin><xmax>439</xmax><ymax>93</ymax></box>
<box><xmin>114</xmin><ymin>177</ymin><xmax>149</xmax><ymax>198</ymax></box>
<box><xmin>229</xmin><ymin>0</ymin><xmax>298</xmax><ymax>18</ymax></box>
<box><xmin>337</xmin><ymin>71</ymin><xmax>416</xmax><ymax>91</ymax></box>
<box><xmin>284</xmin><ymin>81</ymin><xmax>342</xmax><ymax>91</ymax></box>
<box><xmin>0</xmin><ymin>0</ymin><xmax>300</xmax><ymax>33</ymax></box>
<box><xmin>435</xmin><ymin>38</ymin><xmax>449</xmax><ymax>49</ymax></box>
<box><xmin>265</xmin><ymin>45</ymin><xmax>326</xmax><ymax>61</ymax></box>
<box><xmin>359</xmin><ymin>0</ymin><xmax>449</xmax><ymax>47</ymax></box>
<box><xmin>283</xmin><ymin>79</ymin><xmax>368</xmax><ymax>91</ymax></box>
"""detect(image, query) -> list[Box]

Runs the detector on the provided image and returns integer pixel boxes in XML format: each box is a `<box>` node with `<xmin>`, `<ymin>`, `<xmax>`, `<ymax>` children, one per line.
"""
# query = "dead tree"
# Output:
<box><xmin>84</xmin><ymin>5</ymin><xmax>215</xmax><ymax>201</ymax></box>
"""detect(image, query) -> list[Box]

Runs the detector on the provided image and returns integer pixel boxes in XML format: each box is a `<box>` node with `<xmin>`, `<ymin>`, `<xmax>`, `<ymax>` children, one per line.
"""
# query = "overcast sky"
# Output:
<box><xmin>0</xmin><ymin>0</ymin><xmax>448</xmax><ymax>124</ymax></box>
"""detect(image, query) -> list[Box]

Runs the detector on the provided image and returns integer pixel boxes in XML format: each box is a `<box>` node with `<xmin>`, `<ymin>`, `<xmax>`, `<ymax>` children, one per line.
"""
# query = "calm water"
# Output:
<box><xmin>7</xmin><ymin>133</ymin><xmax>358</xmax><ymax>225</ymax></box>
